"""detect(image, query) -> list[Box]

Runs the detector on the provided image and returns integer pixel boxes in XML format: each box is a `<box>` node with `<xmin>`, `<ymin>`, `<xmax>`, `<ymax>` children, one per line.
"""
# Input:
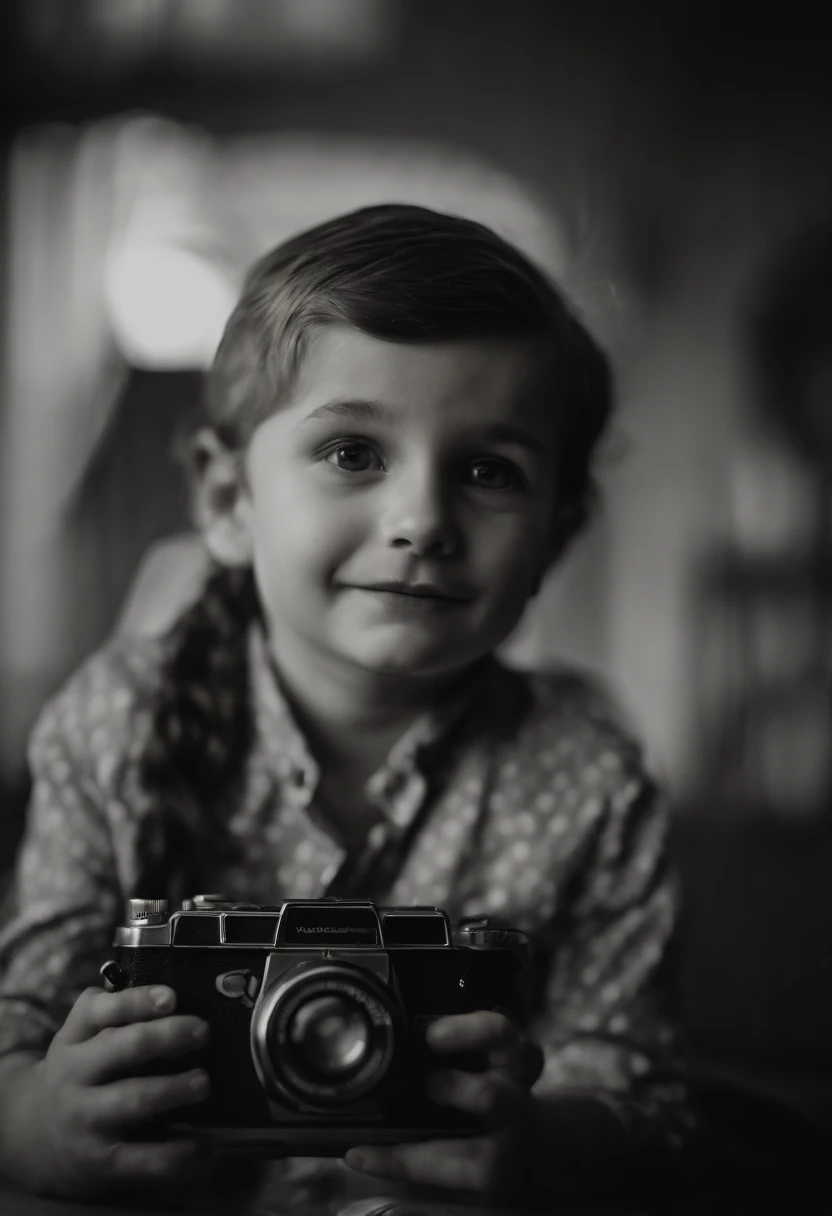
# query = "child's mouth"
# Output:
<box><xmin>345</xmin><ymin>582</ymin><xmax>470</xmax><ymax>612</ymax></box>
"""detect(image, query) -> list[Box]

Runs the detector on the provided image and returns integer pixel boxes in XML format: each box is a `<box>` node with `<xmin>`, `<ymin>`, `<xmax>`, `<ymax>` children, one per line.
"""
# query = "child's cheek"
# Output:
<box><xmin>481</xmin><ymin>531</ymin><xmax>542</xmax><ymax>601</ymax></box>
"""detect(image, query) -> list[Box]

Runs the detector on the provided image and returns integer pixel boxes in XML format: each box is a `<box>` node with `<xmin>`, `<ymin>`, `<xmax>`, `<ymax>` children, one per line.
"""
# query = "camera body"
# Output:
<box><xmin>106</xmin><ymin>896</ymin><xmax>529</xmax><ymax>1156</ymax></box>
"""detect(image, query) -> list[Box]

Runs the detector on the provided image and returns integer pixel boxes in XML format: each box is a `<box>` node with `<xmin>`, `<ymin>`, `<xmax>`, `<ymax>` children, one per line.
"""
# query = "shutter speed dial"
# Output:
<box><xmin>127</xmin><ymin>899</ymin><xmax>169</xmax><ymax>926</ymax></box>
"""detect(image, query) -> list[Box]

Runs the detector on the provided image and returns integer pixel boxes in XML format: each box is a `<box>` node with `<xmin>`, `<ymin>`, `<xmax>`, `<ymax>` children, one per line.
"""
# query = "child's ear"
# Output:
<box><xmin>190</xmin><ymin>429</ymin><xmax>253</xmax><ymax>568</ymax></box>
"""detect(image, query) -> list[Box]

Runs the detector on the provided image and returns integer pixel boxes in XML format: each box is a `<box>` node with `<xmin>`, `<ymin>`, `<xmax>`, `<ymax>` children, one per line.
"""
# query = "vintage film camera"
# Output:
<box><xmin>103</xmin><ymin>896</ymin><xmax>530</xmax><ymax>1156</ymax></box>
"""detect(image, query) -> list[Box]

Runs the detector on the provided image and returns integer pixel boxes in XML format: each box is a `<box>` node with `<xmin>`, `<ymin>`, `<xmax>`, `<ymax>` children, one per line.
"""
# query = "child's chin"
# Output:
<box><xmin>343</xmin><ymin>635</ymin><xmax>475</xmax><ymax>678</ymax></box>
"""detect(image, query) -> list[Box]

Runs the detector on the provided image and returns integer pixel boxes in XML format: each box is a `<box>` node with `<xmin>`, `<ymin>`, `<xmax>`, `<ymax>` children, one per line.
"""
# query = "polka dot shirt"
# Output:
<box><xmin>0</xmin><ymin>625</ymin><xmax>696</xmax><ymax>1159</ymax></box>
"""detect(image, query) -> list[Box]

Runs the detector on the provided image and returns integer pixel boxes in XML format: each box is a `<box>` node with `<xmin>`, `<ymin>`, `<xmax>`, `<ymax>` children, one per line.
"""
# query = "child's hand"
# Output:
<box><xmin>0</xmin><ymin>984</ymin><xmax>211</xmax><ymax>1199</ymax></box>
<box><xmin>344</xmin><ymin>1009</ymin><xmax>545</xmax><ymax>1202</ymax></box>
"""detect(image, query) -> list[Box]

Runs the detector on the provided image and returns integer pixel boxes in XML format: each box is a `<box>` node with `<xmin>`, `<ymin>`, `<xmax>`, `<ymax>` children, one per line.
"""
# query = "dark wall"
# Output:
<box><xmin>9</xmin><ymin>3</ymin><xmax>832</xmax><ymax>297</ymax></box>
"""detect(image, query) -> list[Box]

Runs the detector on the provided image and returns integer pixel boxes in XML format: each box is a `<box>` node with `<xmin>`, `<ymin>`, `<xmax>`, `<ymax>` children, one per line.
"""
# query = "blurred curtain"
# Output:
<box><xmin>0</xmin><ymin>114</ymin><xmax>227</xmax><ymax>778</ymax></box>
<box><xmin>0</xmin><ymin>121</ymin><xmax>126</xmax><ymax>773</ymax></box>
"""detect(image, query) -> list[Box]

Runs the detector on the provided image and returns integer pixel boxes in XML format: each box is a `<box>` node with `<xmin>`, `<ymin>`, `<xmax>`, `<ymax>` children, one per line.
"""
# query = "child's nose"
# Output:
<box><xmin>378</xmin><ymin>470</ymin><xmax>461</xmax><ymax>558</ymax></box>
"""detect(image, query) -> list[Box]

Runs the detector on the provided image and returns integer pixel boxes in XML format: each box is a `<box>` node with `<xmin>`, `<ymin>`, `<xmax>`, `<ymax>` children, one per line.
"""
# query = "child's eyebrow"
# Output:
<box><xmin>475</xmin><ymin>422</ymin><xmax>549</xmax><ymax>461</ymax></box>
<box><xmin>299</xmin><ymin>398</ymin><xmax>548</xmax><ymax>461</ymax></box>
<box><xmin>300</xmin><ymin>398</ymin><xmax>391</xmax><ymax>426</ymax></box>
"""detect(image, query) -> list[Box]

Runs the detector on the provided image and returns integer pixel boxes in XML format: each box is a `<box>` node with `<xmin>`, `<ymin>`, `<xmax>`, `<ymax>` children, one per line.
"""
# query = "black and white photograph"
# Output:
<box><xmin>1</xmin><ymin>3</ymin><xmax>831</xmax><ymax>1213</ymax></box>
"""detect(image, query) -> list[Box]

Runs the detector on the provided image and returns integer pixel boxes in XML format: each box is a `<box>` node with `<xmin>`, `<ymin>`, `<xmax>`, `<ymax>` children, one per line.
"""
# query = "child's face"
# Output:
<box><xmin>237</xmin><ymin>325</ymin><xmax>559</xmax><ymax>680</ymax></box>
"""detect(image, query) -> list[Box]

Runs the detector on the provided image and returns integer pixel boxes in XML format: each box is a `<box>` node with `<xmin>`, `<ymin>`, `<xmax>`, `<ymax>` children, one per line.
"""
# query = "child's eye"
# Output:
<box><xmin>466</xmin><ymin>459</ymin><xmax>524</xmax><ymax>491</ymax></box>
<box><xmin>325</xmin><ymin>441</ymin><xmax>382</xmax><ymax>474</ymax></box>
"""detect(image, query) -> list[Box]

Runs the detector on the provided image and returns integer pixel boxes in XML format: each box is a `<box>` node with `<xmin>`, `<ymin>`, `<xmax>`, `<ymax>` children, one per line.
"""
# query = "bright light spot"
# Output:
<box><xmin>104</xmin><ymin>243</ymin><xmax>237</xmax><ymax>369</ymax></box>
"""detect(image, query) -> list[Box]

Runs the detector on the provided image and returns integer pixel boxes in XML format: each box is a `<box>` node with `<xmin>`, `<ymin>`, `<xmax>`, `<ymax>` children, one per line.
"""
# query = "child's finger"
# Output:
<box><xmin>427</xmin><ymin>1068</ymin><xmax>524</xmax><ymax>1127</ymax></box>
<box><xmin>97</xmin><ymin>1135</ymin><xmax>206</xmax><ymax>1185</ymax></box>
<box><xmin>489</xmin><ymin>1036</ymin><xmax>545</xmax><ymax>1087</ymax></box>
<box><xmin>82</xmin><ymin>1069</ymin><xmax>211</xmax><ymax>1130</ymax></box>
<box><xmin>337</xmin><ymin>1199</ymin><xmax>457</xmax><ymax>1216</ymax></box>
<box><xmin>344</xmin><ymin>1136</ymin><xmax>498</xmax><ymax>1194</ymax></box>
<box><xmin>74</xmin><ymin>1014</ymin><xmax>210</xmax><ymax>1084</ymax></box>
<box><xmin>336</xmin><ymin>1201</ymin><xmax>402</xmax><ymax>1216</ymax></box>
<box><xmin>425</xmin><ymin>1010</ymin><xmax>518</xmax><ymax>1054</ymax></box>
<box><xmin>55</xmin><ymin>985</ymin><xmax>178</xmax><ymax>1046</ymax></box>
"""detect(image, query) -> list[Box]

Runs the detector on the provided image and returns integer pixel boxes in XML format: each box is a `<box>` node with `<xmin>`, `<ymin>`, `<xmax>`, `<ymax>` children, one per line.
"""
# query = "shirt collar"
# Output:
<box><xmin>248</xmin><ymin>620</ymin><xmax>496</xmax><ymax>819</ymax></box>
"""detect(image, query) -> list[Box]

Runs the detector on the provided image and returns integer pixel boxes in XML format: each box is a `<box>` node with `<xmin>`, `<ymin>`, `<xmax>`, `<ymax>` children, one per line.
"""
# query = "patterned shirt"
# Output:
<box><xmin>0</xmin><ymin>623</ymin><xmax>695</xmax><ymax>1160</ymax></box>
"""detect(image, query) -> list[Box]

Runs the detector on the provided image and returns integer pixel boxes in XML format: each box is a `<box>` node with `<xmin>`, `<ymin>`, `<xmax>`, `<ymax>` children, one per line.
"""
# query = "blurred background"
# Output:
<box><xmin>2</xmin><ymin>0</ymin><xmax>832</xmax><ymax>1130</ymax></box>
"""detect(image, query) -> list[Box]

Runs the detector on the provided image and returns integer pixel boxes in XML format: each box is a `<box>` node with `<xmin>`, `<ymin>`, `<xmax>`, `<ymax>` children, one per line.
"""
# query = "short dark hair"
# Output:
<box><xmin>206</xmin><ymin>203</ymin><xmax>612</xmax><ymax>541</ymax></box>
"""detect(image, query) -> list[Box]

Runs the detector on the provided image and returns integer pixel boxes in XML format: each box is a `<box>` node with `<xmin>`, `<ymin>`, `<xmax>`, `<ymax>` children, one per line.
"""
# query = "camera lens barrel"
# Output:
<box><xmin>251</xmin><ymin>960</ymin><xmax>398</xmax><ymax>1112</ymax></box>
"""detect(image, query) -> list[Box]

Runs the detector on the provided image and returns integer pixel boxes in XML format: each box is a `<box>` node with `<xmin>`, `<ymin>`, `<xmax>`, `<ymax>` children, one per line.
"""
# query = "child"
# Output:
<box><xmin>0</xmin><ymin>204</ymin><xmax>694</xmax><ymax>1204</ymax></box>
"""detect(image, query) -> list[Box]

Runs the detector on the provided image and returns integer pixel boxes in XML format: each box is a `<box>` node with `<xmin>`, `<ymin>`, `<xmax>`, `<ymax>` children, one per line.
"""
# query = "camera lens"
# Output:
<box><xmin>288</xmin><ymin>994</ymin><xmax>371</xmax><ymax>1077</ymax></box>
<box><xmin>252</xmin><ymin>960</ymin><xmax>399</xmax><ymax>1111</ymax></box>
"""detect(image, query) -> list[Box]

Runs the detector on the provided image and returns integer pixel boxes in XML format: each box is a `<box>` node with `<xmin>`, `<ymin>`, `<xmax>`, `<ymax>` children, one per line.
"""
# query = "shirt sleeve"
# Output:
<box><xmin>528</xmin><ymin>768</ymin><xmax>698</xmax><ymax>1164</ymax></box>
<box><xmin>0</xmin><ymin>684</ymin><xmax>121</xmax><ymax>1060</ymax></box>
